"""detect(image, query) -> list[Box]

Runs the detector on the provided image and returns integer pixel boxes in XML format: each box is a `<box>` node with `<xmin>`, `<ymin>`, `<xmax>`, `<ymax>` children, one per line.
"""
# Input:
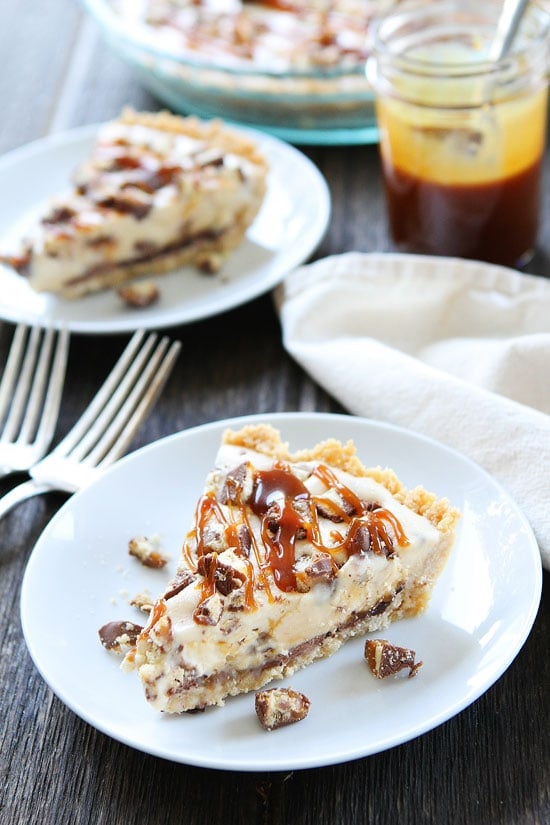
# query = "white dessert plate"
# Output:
<box><xmin>0</xmin><ymin>125</ymin><xmax>330</xmax><ymax>334</ymax></box>
<box><xmin>20</xmin><ymin>412</ymin><xmax>542</xmax><ymax>771</ymax></box>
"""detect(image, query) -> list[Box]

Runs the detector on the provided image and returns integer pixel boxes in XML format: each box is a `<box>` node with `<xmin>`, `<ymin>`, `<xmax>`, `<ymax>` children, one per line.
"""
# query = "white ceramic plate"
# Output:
<box><xmin>20</xmin><ymin>413</ymin><xmax>542</xmax><ymax>771</ymax></box>
<box><xmin>0</xmin><ymin>125</ymin><xmax>330</xmax><ymax>334</ymax></box>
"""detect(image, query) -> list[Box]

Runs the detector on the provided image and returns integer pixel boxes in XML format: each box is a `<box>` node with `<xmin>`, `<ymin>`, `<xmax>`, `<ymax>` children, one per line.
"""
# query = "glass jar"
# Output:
<box><xmin>367</xmin><ymin>0</ymin><xmax>549</xmax><ymax>268</ymax></box>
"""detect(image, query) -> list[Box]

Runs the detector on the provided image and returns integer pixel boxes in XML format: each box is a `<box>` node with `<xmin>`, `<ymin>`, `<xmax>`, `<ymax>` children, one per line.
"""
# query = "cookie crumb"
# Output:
<box><xmin>117</xmin><ymin>280</ymin><xmax>159</xmax><ymax>308</ymax></box>
<box><xmin>128</xmin><ymin>535</ymin><xmax>168</xmax><ymax>569</ymax></box>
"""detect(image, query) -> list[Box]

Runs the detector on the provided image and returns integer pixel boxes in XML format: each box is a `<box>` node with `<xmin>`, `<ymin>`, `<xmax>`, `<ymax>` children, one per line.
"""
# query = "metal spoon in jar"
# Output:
<box><xmin>454</xmin><ymin>0</ymin><xmax>532</xmax><ymax>156</ymax></box>
<box><xmin>489</xmin><ymin>0</ymin><xmax>530</xmax><ymax>61</ymax></box>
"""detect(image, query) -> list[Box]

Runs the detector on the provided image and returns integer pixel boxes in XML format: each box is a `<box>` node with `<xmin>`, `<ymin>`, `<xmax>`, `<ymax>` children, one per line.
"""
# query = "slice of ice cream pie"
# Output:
<box><xmin>1</xmin><ymin>109</ymin><xmax>268</xmax><ymax>298</ymax></box>
<box><xmin>123</xmin><ymin>424</ymin><xmax>459</xmax><ymax>713</ymax></box>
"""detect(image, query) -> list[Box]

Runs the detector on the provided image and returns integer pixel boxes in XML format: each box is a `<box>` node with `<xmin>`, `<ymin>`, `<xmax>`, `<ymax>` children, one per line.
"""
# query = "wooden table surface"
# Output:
<box><xmin>1</xmin><ymin>2</ymin><xmax>548</xmax><ymax>823</ymax></box>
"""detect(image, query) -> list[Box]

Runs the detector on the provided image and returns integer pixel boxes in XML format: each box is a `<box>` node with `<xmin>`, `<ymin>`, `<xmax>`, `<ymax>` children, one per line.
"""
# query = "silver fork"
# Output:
<box><xmin>0</xmin><ymin>324</ymin><xmax>70</xmax><ymax>476</ymax></box>
<box><xmin>0</xmin><ymin>328</ymin><xmax>181</xmax><ymax>519</ymax></box>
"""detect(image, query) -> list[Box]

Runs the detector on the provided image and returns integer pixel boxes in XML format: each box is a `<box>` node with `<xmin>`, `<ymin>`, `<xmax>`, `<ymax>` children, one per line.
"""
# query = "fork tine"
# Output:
<box><xmin>1</xmin><ymin>325</ymin><xmax>42</xmax><ymax>442</ymax></box>
<box><xmin>63</xmin><ymin>331</ymin><xmax>158</xmax><ymax>462</ymax></box>
<box><xmin>90</xmin><ymin>337</ymin><xmax>181</xmax><ymax>468</ymax></box>
<box><xmin>16</xmin><ymin>327</ymin><xmax>55</xmax><ymax>443</ymax></box>
<box><xmin>31</xmin><ymin>328</ymin><xmax>70</xmax><ymax>449</ymax></box>
<box><xmin>79</xmin><ymin>334</ymin><xmax>167</xmax><ymax>465</ymax></box>
<box><xmin>0</xmin><ymin>324</ymin><xmax>28</xmax><ymax>426</ymax></box>
<box><xmin>51</xmin><ymin>329</ymin><xmax>146</xmax><ymax>457</ymax></box>
<box><xmin>0</xmin><ymin>328</ymin><xmax>180</xmax><ymax>510</ymax></box>
<box><xmin>1</xmin><ymin>326</ymin><xmax>70</xmax><ymax>447</ymax></box>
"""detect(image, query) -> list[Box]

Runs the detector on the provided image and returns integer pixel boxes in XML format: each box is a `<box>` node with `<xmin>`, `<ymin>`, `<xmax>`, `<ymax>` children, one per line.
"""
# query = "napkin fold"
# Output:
<box><xmin>276</xmin><ymin>252</ymin><xmax>550</xmax><ymax>570</ymax></box>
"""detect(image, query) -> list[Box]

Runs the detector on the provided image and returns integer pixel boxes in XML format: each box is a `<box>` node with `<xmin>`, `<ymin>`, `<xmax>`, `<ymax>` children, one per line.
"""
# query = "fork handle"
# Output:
<box><xmin>0</xmin><ymin>479</ymin><xmax>54</xmax><ymax>518</ymax></box>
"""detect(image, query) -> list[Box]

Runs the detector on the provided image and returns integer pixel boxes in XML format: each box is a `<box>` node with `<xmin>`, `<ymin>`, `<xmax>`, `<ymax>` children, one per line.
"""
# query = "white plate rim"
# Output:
<box><xmin>20</xmin><ymin>412</ymin><xmax>542</xmax><ymax>771</ymax></box>
<box><xmin>0</xmin><ymin>124</ymin><xmax>330</xmax><ymax>334</ymax></box>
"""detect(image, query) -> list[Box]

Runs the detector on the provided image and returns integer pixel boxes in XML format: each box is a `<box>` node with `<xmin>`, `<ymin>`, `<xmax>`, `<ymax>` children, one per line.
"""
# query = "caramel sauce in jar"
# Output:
<box><xmin>382</xmin><ymin>155</ymin><xmax>544</xmax><ymax>267</ymax></box>
<box><xmin>369</xmin><ymin>0</ymin><xmax>549</xmax><ymax>268</ymax></box>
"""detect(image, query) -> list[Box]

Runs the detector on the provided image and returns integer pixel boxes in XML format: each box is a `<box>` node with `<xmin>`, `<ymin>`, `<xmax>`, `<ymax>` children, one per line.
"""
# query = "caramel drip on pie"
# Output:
<box><xmin>246</xmin><ymin>463</ymin><xmax>409</xmax><ymax>593</ymax></box>
<box><xmin>187</xmin><ymin>462</ymin><xmax>410</xmax><ymax>621</ymax></box>
<box><xmin>311</xmin><ymin>464</ymin><xmax>410</xmax><ymax>554</ymax></box>
<box><xmin>196</xmin><ymin>494</ymin><xmax>227</xmax><ymax>556</ymax></box>
<box><xmin>250</xmin><ymin>468</ymin><xmax>310</xmax><ymax>592</ymax></box>
<box><xmin>186</xmin><ymin>492</ymin><xmax>263</xmax><ymax>620</ymax></box>
<box><xmin>146</xmin><ymin>599</ymin><xmax>166</xmax><ymax>631</ymax></box>
<box><xmin>239</xmin><ymin>556</ymin><xmax>258</xmax><ymax>612</ymax></box>
<box><xmin>237</xmin><ymin>503</ymin><xmax>275</xmax><ymax>603</ymax></box>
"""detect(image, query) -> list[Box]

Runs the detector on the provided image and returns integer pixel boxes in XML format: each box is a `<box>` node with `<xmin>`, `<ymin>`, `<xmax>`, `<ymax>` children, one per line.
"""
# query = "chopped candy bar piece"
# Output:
<box><xmin>255</xmin><ymin>687</ymin><xmax>311</xmax><ymax>731</ymax></box>
<box><xmin>365</xmin><ymin>639</ymin><xmax>423</xmax><ymax>679</ymax></box>
<box><xmin>98</xmin><ymin>620</ymin><xmax>143</xmax><ymax>654</ymax></box>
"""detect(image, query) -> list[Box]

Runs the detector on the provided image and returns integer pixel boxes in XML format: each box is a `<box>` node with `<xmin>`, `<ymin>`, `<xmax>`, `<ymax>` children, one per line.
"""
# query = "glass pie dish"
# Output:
<box><xmin>82</xmin><ymin>0</ymin><xmax>390</xmax><ymax>145</ymax></box>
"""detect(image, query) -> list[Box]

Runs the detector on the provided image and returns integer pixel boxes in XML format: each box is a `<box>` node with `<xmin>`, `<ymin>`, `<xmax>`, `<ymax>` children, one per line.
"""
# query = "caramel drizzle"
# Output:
<box><xmin>254</xmin><ymin>464</ymin><xmax>409</xmax><ymax>590</ymax></box>
<box><xmin>133</xmin><ymin>598</ymin><xmax>167</xmax><ymax>648</ymax></box>
<box><xmin>250</xmin><ymin>466</ymin><xmax>311</xmax><ymax>593</ymax></box>
<box><xmin>184</xmin><ymin>492</ymin><xmax>263</xmax><ymax>622</ymax></box>
<box><xmin>236</xmin><ymin>502</ymin><xmax>275</xmax><ymax>603</ymax></box>
<box><xmin>311</xmin><ymin>464</ymin><xmax>410</xmax><ymax>553</ymax></box>
<box><xmin>184</xmin><ymin>462</ymin><xmax>410</xmax><ymax>620</ymax></box>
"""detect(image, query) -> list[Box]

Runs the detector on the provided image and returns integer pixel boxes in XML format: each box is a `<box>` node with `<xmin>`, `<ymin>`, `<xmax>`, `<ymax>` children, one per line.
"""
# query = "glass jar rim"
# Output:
<box><xmin>369</xmin><ymin>0</ymin><xmax>549</xmax><ymax>80</ymax></box>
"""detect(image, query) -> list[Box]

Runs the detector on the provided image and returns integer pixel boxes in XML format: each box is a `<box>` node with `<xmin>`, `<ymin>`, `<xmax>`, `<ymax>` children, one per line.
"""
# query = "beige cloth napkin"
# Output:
<box><xmin>275</xmin><ymin>252</ymin><xmax>550</xmax><ymax>570</ymax></box>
